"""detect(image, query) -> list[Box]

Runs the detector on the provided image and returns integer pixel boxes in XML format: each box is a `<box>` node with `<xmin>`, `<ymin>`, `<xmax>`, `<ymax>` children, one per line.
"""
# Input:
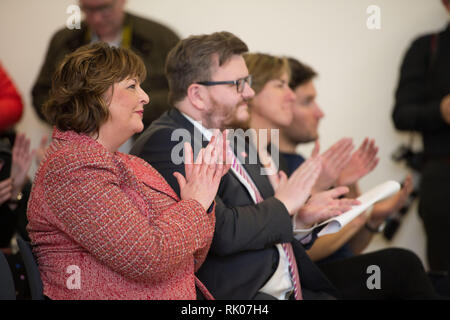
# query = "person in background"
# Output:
<box><xmin>244</xmin><ymin>52</ymin><xmax>440</xmax><ymax>299</ymax></box>
<box><xmin>278</xmin><ymin>57</ymin><xmax>414</xmax><ymax>263</ymax></box>
<box><xmin>0</xmin><ymin>62</ymin><xmax>23</xmax><ymax>132</ymax></box>
<box><xmin>27</xmin><ymin>43</ymin><xmax>228</xmax><ymax>300</ymax></box>
<box><xmin>132</xmin><ymin>31</ymin><xmax>380</xmax><ymax>300</ymax></box>
<box><xmin>392</xmin><ymin>0</ymin><xmax>450</xmax><ymax>278</ymax></box>
<box><xmin>0</xmin><ymin>61</ymin><xmax>45</xmax><ymax>299</ymax></box>
<box><xmin>32</xmin><ymin>0</ymin><xmax>180</xmax><ymax>133</ymax></box>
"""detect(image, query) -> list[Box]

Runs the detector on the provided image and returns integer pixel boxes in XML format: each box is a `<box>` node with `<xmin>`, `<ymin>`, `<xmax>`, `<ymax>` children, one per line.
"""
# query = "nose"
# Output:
<box><xmin>314</xmin><ymin>103</ymin><xmax>325</xmax><ymax>119</ymax></box>
<box><xmin>242</xmin><ymin>82</ymin><xmax>255</xmax><ymax>100</ymax></box>
<box><xmin>140</xmin><ymin>87</ymin><xmax>150</xmax><ymax>105</ymax></box>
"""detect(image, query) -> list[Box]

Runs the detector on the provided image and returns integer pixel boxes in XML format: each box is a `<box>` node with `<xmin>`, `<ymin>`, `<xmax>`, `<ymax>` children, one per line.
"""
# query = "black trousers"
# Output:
<box><xmin>419</xmin><ymin>160</ymin><xmax>450</xmax><ymax>273</ymax></box>
<box><xmin>318</xmin><ymin>248</ymin><xmax>440</xmax><ymax>299</ymax></box>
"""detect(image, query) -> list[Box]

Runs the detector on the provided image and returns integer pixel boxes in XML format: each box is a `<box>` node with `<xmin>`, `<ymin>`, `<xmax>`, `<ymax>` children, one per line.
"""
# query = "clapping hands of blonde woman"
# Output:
<box><xmin>311</xmin><ymin>138</ymin><xmax>354</xmax><ymax>192</ymax></box>
<box><xmin>274</xmin><ymin>155</ymin><xmax>322</xmax><ymax>216</ymax></box>
<box><xmin>173</xmin><ymin>130</ymin><xmax>231</xmax><ymax>211</ymax></box>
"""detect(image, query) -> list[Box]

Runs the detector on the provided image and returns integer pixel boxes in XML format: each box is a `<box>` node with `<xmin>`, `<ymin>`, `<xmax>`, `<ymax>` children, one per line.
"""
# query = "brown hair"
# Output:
<box><xmin>165</xmin><ymin>31</ymin><xmax>248</xmax><ymax>106</ymax></box>
<box><xmin>287</xmin><ymin>57</ymin><xmax>317</xmax><ymax>90</ymax></box>
<box><xmin>43</xmin><ymin>42</ymin><xmax>146</xmax><ymax>135</ymax></box>
<box><xmin>243</xmin><ymin>53</ymin><xmax>290</xmax><ymax>95</ymax></box>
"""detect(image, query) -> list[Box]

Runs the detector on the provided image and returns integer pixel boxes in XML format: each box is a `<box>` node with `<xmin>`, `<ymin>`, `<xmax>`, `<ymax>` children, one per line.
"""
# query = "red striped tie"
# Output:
<box><xmin>230</xmin><ymin>154</ymin><xmax>303</xmax><ymax>300</ymax></box>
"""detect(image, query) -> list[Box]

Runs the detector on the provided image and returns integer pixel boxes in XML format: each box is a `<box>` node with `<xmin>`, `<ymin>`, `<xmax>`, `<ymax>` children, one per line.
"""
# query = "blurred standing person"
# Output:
<box><xmin>392</xmin><ymin>0</ymin><xmax>450</xmax><ymax>275</ymax></box>
<box><xmin>32</xmin><ymin>0</ymin><xmax>179</xmax><ymax>132</ymax></box>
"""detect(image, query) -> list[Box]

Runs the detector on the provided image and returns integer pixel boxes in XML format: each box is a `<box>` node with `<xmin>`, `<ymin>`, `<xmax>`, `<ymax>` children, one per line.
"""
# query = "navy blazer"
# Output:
<box><xmin>131</xmin><ymin>108</ymin><xmax>339</xmax><ymax>299</ymax></box>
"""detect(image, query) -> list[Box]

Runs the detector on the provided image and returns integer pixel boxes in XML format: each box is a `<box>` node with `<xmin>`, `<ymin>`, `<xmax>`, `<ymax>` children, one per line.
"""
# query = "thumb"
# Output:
<box><xmin>173</xmin><ymin>172</ymin><xmax>186</xmax><ymax>190</ymax></box>
<box><xmin>278</xmin><ymin>170</ymin><xmax>288</xmax><ymax>185</ymax></box>
<box><xmin>311</xmin><ymin>140</ymin><xmax>320</xmax><ymax>157</ymax></box>
<box><xmin>326</xmin><ymin>186</ymin><xmax>350</xmax><ymax>199</ymax></box>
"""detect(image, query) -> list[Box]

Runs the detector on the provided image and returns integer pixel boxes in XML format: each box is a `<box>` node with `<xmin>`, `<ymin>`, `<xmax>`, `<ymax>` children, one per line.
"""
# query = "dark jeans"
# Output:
<box><xmin>319</xmin><ymin>248</ymin><xmax>440</xmax><ymax>299</ymax></box>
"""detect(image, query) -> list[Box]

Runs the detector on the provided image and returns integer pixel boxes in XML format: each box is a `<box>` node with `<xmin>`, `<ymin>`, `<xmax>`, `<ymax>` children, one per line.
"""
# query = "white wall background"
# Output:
<box><xmin>0</xmin><ymin>0</ymin><xmax>448</xmax><ymax>269</ymax></box>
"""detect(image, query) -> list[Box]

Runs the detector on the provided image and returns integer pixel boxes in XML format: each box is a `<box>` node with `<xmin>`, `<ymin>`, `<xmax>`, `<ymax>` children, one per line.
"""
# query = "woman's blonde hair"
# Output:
<box><xmin>243</xmin><ymin>53</ymin><xmax>290</xmax><ymax>95</ymax></box>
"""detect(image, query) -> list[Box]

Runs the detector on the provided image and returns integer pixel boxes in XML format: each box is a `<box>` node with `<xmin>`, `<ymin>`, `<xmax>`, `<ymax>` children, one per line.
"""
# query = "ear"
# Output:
<box><xmin>186</xmin><ymin>83</ymin><xmax>209</xmax><ymax>111</ymax></box>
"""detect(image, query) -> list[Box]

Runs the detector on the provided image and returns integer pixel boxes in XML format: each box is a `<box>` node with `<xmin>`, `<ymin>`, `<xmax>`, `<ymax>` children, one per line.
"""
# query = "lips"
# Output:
<box><xmin>135</xmin><ymin>110</ymin><xmax>144</xmax><ymax>117</ymax></box>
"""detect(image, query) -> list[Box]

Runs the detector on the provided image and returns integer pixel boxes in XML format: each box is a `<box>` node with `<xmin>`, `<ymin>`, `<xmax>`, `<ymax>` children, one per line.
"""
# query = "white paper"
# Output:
<box><xmin>293</xmin><ymin>180</ymin><xmax>401</xmax><ymax>240</ymax></box>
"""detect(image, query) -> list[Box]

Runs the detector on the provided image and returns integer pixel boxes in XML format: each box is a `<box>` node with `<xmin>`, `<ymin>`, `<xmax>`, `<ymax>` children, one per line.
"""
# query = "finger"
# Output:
<box><xmin>203</xmin><ymin>141</ymin><xmax>214</xmax><ymax>166</ymax></box>
<box><xmin>0</xmin><ymin>184</ymin><xmax>12</xmax><ymax>198</ymax></box>
<box><xmin>225</xmin><ymin>140</ymin><xmax>233</xmax><ymax>166</ymax></box>
<box><xmin>203</xmin><ymin>144</ymin><xmax>218</xmax><ymax>179</ymax></box>
<box><xmin>366</xmin><ymin>157</ymin><xmax>379</xmax><ymax>172</ymax></box>
<box><xmin>17</xmin><ymin>133</ymin><xmax>28</xmax><ymax>156</ymax></box>
<box><xmin>338</xmin><ymin>198</ymin><xmax>361</xmax><ymax>206</ymax></box>
<box><xmin>0</xmin><ymin>178</ymin><xmax>13</xmax><ymax>188</ymax></box>
<box><xmin>333</xmin><ymin>141</ymin><xmax>354</xmax><ymax>170</ymax></box>
<box><xmin>40</xmin><ymin>135</ymin><xmax>49</xmax><ymax>147</ymax></box>
<box><xmin>278</xmin><ymin>170</ymin><xmax>288</xmax><ymax>184</ymax></box>
<box><xmin>363</xmin><ymin>139</ymin><xmax>378</xmax><ymax>164</ymax></box>
<box><xmin>362</xmin><ymin>139</ymin><xmax>377</xmax><ymax>161</ymax></box>
<box><xmin>194</xmin><ymin>148</ymin><xmax>204</xmax><ymax>173</ymax></box>
<box><xmin>325</xmin><ymin>186</ymin><xmax>350</xmax><ymax>199</ymax></box>
<box><xmin>319</xmin><ymin>207</ymin><xmax>343</xmax><ymax>221</ymax></box>
<box><xmin>220</xmin><ymin>130</ymin><xmax>230</xmax><ymax>165</ymax></box>
<box><xmin>173</xmin><ymin>172</ymin><xmax>187</xmax><ymax>191</ymax></box>
<box><xmin>330</xmin><ymin>138</ymin><xmax>353</xmax><ymax>161</ymax></box>
<box><xmin>0</xmin><ymin>193</ymin><xmax>12</xmax><ymax>205</ymax></box>
<box><xmin>311</xmin><ymin>140</ymin><xmax>320</xmax><ymax>157</ymax></box>
<box><xmin>183</xmin><ymin>142</ymin><xmax>194</xmax><ymax>180</ymax></box>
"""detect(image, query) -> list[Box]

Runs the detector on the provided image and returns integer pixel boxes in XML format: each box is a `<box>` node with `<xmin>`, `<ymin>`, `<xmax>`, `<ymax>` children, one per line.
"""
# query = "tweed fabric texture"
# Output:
<box><xmin>27</xmin><ymin>129</ymin><xmax>215</xmax><ymax>300</ymax></box>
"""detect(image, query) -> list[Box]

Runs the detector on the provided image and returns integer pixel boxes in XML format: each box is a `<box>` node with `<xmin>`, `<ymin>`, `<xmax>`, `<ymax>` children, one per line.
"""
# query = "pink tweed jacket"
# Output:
<box><xmin>27</xmin><ymin>129</ymin><xmax>215</xmax><ymax>300</ymax></box>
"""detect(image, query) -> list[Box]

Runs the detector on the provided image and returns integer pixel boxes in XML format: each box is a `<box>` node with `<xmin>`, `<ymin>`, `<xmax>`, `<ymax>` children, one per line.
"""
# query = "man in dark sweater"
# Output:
<box><xmin>32</xmin><ymin>0</ymin><xmax>179</xmax><ymax>130</ymax></box>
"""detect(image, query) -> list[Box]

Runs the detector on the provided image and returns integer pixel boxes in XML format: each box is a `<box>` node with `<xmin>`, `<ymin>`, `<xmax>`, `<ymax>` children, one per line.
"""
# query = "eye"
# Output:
<box><xmin>128</xmin><ymin>84</ymin><xmax>136</xmax><ymax>89</ymax></box>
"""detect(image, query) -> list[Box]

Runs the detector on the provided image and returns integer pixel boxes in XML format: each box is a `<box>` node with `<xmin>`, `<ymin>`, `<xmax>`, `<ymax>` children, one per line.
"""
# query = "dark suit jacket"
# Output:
<box><xmin>31</xmin><ymin>12</ymin><xmax>179</xmax><ymax>129</ymax></box>
<box><xmin>131</xmin><ymin>108</ymin><xmax>339</xmax><ymax>299</ymax></box>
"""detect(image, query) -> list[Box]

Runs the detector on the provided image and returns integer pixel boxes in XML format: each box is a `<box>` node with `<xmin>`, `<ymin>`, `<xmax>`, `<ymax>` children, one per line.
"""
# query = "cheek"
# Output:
<box><xmin>292</xmin><ymin>109</ymin><xmax>309</xmax><ymax>127</ymax></box>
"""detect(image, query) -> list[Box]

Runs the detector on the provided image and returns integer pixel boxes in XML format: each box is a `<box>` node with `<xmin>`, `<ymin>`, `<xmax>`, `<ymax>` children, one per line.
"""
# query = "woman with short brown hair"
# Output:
<box><xmin>27</xmin><ymin>42</ymin><xmax>229</xmax><ymax>300</ymax></box>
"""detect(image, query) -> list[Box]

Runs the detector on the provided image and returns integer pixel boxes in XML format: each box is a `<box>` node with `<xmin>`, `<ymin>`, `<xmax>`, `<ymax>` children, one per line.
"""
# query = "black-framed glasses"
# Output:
<box><xmin>196</xmin><ymin>75</ymin><xmax>252</xmax><ymax>93</ymax></box>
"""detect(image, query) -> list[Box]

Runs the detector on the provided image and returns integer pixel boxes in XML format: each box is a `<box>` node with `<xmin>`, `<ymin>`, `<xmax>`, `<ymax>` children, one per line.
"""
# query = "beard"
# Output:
<box><xmin>203</xmin><ymin>96</ymin><xmax>250</xmax><ymax>131</ymax></box>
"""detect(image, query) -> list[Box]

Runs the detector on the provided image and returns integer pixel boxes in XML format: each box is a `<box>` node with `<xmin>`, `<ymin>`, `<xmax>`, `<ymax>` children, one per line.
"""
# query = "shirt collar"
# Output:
<box><xmin>180</xmin><ymin>112</ymin><xmax>213</xmax><ymax>141</ymax></box>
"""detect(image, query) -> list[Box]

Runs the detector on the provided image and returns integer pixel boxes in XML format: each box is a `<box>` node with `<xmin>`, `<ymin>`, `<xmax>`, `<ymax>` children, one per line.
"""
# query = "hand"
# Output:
<box><xmin>440</xmin><ymin>94</ymin><xmax>450</xmax><ymax>125</ymax></box>
<box><xmin>312</xmin><ymin>138</ymin><xmax>354</xmax><ymax>192</ymax></box>
<box><xmin>35</xmin><ymin>135</ymin><xmax>49</xmax><ymax>166</ymax></box>
<box><xmin>274</xmin><ymin>155</ymin><xmax>322</xmax><ymax>216</ymax></box>
<box><xmin>369</xmin><ymin>174</ymin><xmax>414</xmax><ymax>225</ymax></box>
<box><xmin>0</xmin><ymin>178</ymin><xmax>13</xmax><ymax>206</ymax></box>
<box><xmin>173</xmin><ymin>131</ymin><xmax>231</xmax><ymax>211</ymax></box>
<box><xmin>296</xmin><ymin>186</ymin><xmax>361</xmax><ymax>228</ymax></box>
<box><xmin>10</xmin><ymin>133</ymin><xmax>35</xmax><ymax>198</ymax></box>
<box><xmin>336</xmin><ymin>138</ymin><xmax>379</xmax><ymax>186</ymax></box>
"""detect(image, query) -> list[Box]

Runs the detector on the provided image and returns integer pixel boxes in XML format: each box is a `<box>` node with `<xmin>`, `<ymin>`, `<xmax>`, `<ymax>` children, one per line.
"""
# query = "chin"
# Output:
<box><xmin>133</xmin><ymin>122</ymin><xmax>144</xmax><ymax>134</ymax></box>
